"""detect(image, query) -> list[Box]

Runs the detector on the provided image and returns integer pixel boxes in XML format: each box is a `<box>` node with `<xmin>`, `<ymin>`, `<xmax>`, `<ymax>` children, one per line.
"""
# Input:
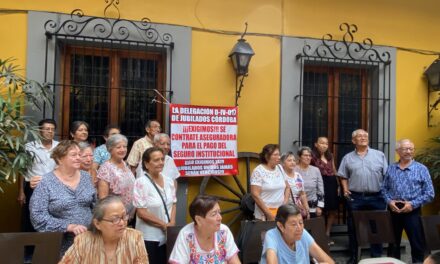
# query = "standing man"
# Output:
<box><xmin>126</xmin><ymin>120</ymin><xmax>161</xmax><ymax>173</ymax></box>
<box><xmin>17</xmin><ymin>119</ymin><xmax>59</xmax><ymax>232</ymax></box>
<box><xmin>338</xmin><ymin>129</ymin><xmax>388</xmax><ymax>264</ymax></box>
<box><xmin>382</xmin><ymin>139</ymin><xmax>434</xmax><ymax>263</ymax></box>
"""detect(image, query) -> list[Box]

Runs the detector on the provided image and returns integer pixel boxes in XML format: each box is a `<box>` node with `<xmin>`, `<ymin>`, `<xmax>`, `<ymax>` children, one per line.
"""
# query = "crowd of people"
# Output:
<box><xmin>17</xmin><ymin>118</ymin><xmax>436</xmax><ymax>263</ymax></box>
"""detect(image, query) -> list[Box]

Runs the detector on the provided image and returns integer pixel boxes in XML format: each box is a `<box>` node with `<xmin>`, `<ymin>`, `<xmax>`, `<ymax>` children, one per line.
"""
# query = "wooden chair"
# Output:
<box><xmin>421</xmin><ymin>215</ymin><xmax>440</xmax><ymax>252</ymax></box>
<box><xmin>352</xmin><ymin>210</ymin><xmax>395</xmax><ymax>260</ymax></box>
<box><xmin>0</xmin><ymin>232</ymin><xmax>63</xmax><ymax>264</ymax></box>
<box><xmin>166</xmin><ymin>225</ymin><xmax>184</xmax><ymax>260</ymax></box>
<box><xmin>304</xmin><ymin>216</ymin><xmax>330</xmax><ymax>254</ymax></box>
<box><xmin>239</xmin><ymin>220</ymin><xmax>276</xmax><ymax>264</ymax></box>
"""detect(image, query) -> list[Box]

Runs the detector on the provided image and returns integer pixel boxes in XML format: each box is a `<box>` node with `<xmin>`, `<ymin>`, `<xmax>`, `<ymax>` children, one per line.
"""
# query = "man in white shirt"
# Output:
<box><xmin>18</xmin><ymin>119</ymin><xmax>59</xmax><ymax>232</ymax></box>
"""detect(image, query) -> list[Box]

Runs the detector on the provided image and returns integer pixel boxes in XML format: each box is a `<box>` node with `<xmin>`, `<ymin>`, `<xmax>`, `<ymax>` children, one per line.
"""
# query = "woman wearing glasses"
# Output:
<box><xmin>260</xmin><ymin>204</ymin><xmax>334</xmax><ymax>264</ymax></box>
<box><xmin>59</xmin><ymin>196</ymin><xmax>148</xmax><ymax>263</ymax></box>
<box><xmin>294</xmin><ymin>146</ymin><xmax>324</xmax><ymax>218</ymax></box>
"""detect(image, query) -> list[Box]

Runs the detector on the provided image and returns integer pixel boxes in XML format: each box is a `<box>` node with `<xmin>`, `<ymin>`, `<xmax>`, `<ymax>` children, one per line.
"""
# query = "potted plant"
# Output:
<box><xmin>0</xmin><ymin>58</ymin><xmax>52</xmax><ymax>191</ymax></box>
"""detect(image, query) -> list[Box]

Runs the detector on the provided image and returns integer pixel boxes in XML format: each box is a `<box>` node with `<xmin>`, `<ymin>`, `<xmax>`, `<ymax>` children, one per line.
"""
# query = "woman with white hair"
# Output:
<box><xmin>78</xmin><ymin>141</ymin><xmax>98</xmax><ymax>185</ymax></box>
<box><xmin>97</xmin><ymin>134</ymin><xmax>136</xmax><ymax>218</ymax></box>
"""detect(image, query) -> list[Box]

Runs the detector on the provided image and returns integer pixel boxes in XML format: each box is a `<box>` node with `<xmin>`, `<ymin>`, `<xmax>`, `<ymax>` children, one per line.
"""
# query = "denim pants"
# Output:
<box><xmin>347</xmin><ymin>192</ymin><xmax>386</xmax><ymax>258</ymax></box>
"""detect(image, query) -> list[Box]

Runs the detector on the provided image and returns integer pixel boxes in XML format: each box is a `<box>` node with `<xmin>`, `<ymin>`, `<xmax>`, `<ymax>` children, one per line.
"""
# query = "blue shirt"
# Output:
<box><xmin>260</xmin><ymin>228</ymin><xmax>314</xmax><ymax>264</ymax></box>
<box><xmin>381</xmin><ymin>160</ymin><xmax>434</xmax><ymax>209</ymax></box>
<box><xmin>338</xmin><ymin>147</ymin><xmax>388</xmax><ymax>192</ymax></box>
<box><xmin>93</xmin><ymin>144</ymin><xmax>111</xmax><ymax>165</ymax></box>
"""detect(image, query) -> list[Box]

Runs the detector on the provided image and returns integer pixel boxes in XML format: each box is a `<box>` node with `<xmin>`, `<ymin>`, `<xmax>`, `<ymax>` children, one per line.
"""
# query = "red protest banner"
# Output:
<box><xmin>170</xmin><ymin>104</ymin><xmax>238</xmax><ymax>177</ymax></box>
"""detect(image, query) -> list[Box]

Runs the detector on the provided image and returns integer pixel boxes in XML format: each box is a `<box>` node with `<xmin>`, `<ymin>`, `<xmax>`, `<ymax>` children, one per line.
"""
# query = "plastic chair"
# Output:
<box><xmin>421</xmin><ymin>215</ymin><xmax>440</xmax><ymax>252</ymax></box>
<box><xmin>352</xmin><ymin>210</ymin><xmax>395</xmax><ymax>260</ymax></box>
<box><xmin>166</xmin><ymin>225</ymin><xmax>184</xmax><ymax>260</ymax></box>
<box><xmin>304</xmin><ymin>216</ymin><xmax>330</xmax><ymax>254</ymax></box>
<box><xmin>0</xmin><ymin>232</ymin><xmax>63</xmax><ymax>264</ymax></box>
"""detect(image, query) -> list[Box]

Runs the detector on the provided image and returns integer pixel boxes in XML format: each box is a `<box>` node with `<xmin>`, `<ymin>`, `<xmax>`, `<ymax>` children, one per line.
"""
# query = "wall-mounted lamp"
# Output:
<box><xmin>229</xmin><ymin>23</ymin><xmax>255</xmax><ymax>106</ymax></box>
<box><xmin>425</xmin><ymin>58</ymin><xmax>440</xmax><ymax>127</ymax></box>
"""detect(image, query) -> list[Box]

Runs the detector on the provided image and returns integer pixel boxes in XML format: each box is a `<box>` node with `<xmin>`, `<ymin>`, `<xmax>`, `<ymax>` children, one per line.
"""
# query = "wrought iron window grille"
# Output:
<box><xmin>294</xmin><ymin>23</ymin><xmax>392</xmax><ymax>160</ymax></box>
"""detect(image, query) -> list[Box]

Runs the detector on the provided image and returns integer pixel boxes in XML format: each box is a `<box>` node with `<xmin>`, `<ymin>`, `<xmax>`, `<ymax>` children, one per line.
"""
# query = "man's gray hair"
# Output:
<box><xmin>78</xmin><ymin>141</ymin><xmax>91</xmax><ymax>151</ymax></box>
<box><xmin>395</xmin><ymin>139</ymin><xmax>413</xmax><ymax>150</ymax></box>
<box><xmin>106</xmin><ymin>134</ymin><xmax>128</xmax><ymax>152</ymax></box>
<box><xmin>352</xmin><ymin>129</ymin><xmax>368</xmax><ymax>138</ymax></box>
<box><xmin>154</xmin><ymin>133</ymin><xmax>170</xmax><ymax>144</ymax></box>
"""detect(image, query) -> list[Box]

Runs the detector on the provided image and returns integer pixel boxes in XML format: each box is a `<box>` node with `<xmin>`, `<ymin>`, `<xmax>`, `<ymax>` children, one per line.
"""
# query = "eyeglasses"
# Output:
<box><xmin>101</xmin><ymin>214</ymin><xmax>129</xmax><ymax>225</ymax></box>
<box><xmin>41</xmin><ymin>127</ymin><xmax>56</xmax><ymax>132</ymax></box>
<box><xmin>399</xmin><ymin>147</ymin><xmax>415</xmax><ymax>152</ymax></box>
<box><xmin>290</xmin><ymin>221</ymin><xmax>304</xmax><ymax>230</ymax></box>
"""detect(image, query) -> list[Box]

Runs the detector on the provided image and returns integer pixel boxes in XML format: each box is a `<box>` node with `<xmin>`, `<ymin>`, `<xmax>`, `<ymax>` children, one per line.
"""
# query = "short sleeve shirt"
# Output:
<box><xmin>93</xmin><ymin>144</ymin><xmax>110</xmax><ymax>166</ymax></box>
<box><xmin>24</xmin><ymin>140</ymin><xmax>59</xmax><ymax>181</ymax></box>
<box><xmin>284</xmin><ymin>169</ymin><xmax>305</xmax><ymax>200</ymax></box>
<box><xmin>133</xmin><ymin>173</ymin><xmax>176</xmax><ymax>245</ymax></box>
<box><xmin>260</xmin><ymin>228</ymin><xmax>314</xmax><ymax>264</ymax></box>
<box><xmin>250</xmin><ymin>164</ymin><xmax>286</xmax><ymax>220</ymax></box>
<box><xmin>126</xmin><ymin>137</ymin><xmax>153</xmax><ymax>167</ymax></box>
<box><xmin>97</xmin><ymin>161</ymin><xmax>135</xmax><ymax>215</ymax></box>
<box><xmin>338</xmin><ymin>148</ymin><xmax>388</xmax><ymax>193</ymax></box>
<box><xmin>169</xmin><ymin>223</ymin><xmax>239</xmax><ymax>264</ymax></box>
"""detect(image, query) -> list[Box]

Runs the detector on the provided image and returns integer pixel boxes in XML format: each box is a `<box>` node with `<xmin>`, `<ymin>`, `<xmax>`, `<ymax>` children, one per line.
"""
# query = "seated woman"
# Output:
<box><xmin>59</xmin><ymin>196</ymin><xmax>148</xmax><ymax>263</ymax></box>
<box><xmin>30</xmin><ymin>140</ymin><xmax>96</xmax><ymax>255</ymax></box>
<box><xmin>261</xmin><ymin>204</ymin><xmax>334</xmax><ymax>264</ymax></box>
<box><xmin>169</xmin><ymin>195</ymin><xmax>240</xmax><ymax>264</ymax></box>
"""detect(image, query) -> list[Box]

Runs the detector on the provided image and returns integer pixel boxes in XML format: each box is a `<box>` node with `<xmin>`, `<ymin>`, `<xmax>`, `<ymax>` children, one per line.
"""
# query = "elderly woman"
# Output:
<box><xmin>261</xmin><ymin>204</ymin><xmax>334</xmax><ymax>264</ymax></box>
<box><xmin>78</xmin><ymin>142</ymin><xmax>97</xmax><ymax>185</ymax></box>
<box><xmin>70</xmin><ymin>121</ymin><xmax>89</xmax><ymax>143</ymax></box>
<box><xmin>311</xmin><ymin>137</ymin><xmax>339</xmax><ymax>242</ymax></box>
<box><xmin>30</xmin><ymin>140</ymin><xmax>96</xmax><ymax>254</ymax></box>
<box><xmin>133</xmin><ymin>147</ymin><xmax>176</xmax><ymax>264</ymax></box>
<box><xmin>97</xmin><ymin>134</ymin><xmax>135</xmax><ymax>217</ymax></box>
<box><xmin>251</xmin><ymin>144</ymin><xmax>290</xmax><ymax>221</ymax></box>
<box><xmin>169</xmin><ymin>195</ymin><xmax>240</xmax><ymax>264</ymax></box>
<box><xmin>59</xmin><ymin>196</ymin><xmax>148</xmax><ymax>263</ymax></box>
<box><xmin>294</xmin><ymin>146</ymin><xmax>324</xmax><ymax>218</ymax></box>
<box><xmin>280</xmin><ymin>152</ymin><xmax>309</xmax><ymax>219</ymax></box>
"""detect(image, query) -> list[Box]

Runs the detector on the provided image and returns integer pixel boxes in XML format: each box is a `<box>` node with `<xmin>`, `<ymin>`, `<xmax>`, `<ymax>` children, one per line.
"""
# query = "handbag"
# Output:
<box><xmin>144</xmin><ymin>172</ymin><xmax>171</xmax><ymax>222</ymax></box>
<box><xmin>278</xmin><ymin>165</ymin><xmax>308</xmax><ymax>217</ymax></box>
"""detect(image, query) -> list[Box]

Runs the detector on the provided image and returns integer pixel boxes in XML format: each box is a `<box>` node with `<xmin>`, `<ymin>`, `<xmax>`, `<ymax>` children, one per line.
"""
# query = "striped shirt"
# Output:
<box><xmin>381</xmin><ymin>160</ymin><xmax>435</xmax><ymax>209</ymax></box>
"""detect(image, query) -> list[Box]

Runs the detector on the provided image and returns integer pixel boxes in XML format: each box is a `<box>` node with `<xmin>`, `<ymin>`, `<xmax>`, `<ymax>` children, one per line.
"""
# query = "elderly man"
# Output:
<box><xmin>136</xmin><ymin>133</ymin><xmax>180</xmax><ymax>183</ymax></box>
<box><xmin>18</xmin><ymin>119</ymin><xmax>59</xmax><ymax>232</ymax></box>
<box><xmin>126</xmin><ymin>120</ymin><xmax>161</xmax><ymax>173</ymax></box>
<box><xmin>382</xmin><ymin>139</ymin><xmax>434</xmax><ymax>263</ymax></box>
<box><xmin>338</xmin><ymin>129</ymin><xmax>388</xmax><ymax>264</ymax></box>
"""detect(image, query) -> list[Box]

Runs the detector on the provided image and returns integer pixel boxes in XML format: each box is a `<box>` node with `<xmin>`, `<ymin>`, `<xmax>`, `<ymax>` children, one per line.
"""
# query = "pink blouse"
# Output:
<box><xmin>97</xmin><ymin>161</ymin><xmax>135</xmax><ymax>215</ymax></box>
